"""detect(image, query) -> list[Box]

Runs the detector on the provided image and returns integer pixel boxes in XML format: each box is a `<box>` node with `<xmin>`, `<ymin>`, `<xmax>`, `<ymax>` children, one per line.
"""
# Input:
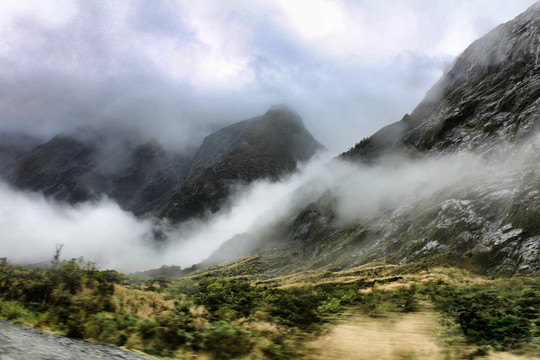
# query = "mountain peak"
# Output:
<box><xmin>157</xmin><ymin>108</ymin><xmax>324</xmax><ymax>222</ymax></box>
<box><xmin>265</xmin><ymin>104</ymin><xmax>304</xmax><ymax>126</ymax></box>
<box><xmin>265</xmin><ymin>104</ymin><xmax>298</xmax><ymax>115</ymax></box>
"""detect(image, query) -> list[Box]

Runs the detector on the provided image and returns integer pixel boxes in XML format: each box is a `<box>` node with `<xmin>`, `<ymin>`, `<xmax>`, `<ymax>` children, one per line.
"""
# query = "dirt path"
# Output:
<box><xmin>307</xmin><ymin>310</ymin><xmax>445</xmax><ymax>360</ymax></box>
<box><xmin>0</xmin><ymin>319</ymin><xmax>148</xmax><ymax>360</ymax></box>
<box><xmin>306</xmin><ymin>310</ymin><xmax>539</xmax><ymax>360</ymax></box>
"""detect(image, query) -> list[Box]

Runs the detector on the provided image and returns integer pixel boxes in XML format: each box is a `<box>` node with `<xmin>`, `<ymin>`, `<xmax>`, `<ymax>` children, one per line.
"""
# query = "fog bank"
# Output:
<box><xmin>1</xmin><ymin>133</ymin><xmax>537</xmax><ymax>272</ymax></box>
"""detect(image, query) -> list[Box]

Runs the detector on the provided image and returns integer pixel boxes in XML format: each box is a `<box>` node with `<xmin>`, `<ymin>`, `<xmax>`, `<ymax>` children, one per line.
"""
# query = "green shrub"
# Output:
<box><xmin>318</xmin><ymin>297</ymin><xmax>341</xmax><ymax>313</ymax></box>
<box><xmin>84</xmin><ymin>312</ymin><xmax>120</xmax><ymax>344</ymax></box>
<box><xmin>429</xmin><ymin>282</ymin><xmax>539</xmax><ymax>350</ymax></box>
<box><xmin>0</xmin><ymin>300</ymin><xmax>38</xmax><ymax>324</ymax></box>
<box><xmin>202</xmin><ymin>320</ymin><xmax>252</xmax><ymax>359</ymax></box>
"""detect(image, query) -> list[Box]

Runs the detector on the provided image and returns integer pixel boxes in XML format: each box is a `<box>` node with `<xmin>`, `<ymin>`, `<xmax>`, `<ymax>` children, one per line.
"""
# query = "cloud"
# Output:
<box><xmin>0</xmin><ymin>154</ymin><xmax>330</xmax><ymax>272</ymax></box>
<box><xmin>2</xmin><ymin>131</ymin><xmax>537</xmax><ymax>273</ymax></box>
<box><xmin>0</xmin><ymin>183</ymin><xmax>153</xmax><ymax>272</ymax></box>
<box><xmin>0</xmin><ymin>0</ymin><xmax>536</xmax><ymax>153</ymax></box>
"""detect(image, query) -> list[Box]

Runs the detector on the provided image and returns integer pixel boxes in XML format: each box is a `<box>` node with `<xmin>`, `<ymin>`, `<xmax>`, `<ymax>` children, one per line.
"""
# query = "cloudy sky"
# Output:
<box><xmin>0</xmin><ymin>0</ymin><xmax>536</xmax><ymax>153</ymax></box>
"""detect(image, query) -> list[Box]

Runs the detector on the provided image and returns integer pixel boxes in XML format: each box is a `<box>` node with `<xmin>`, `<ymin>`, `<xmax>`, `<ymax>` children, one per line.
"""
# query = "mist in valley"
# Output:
<box><xmin>1</xmin><ymin>130</ymin><xmax>537</xmax><ymax>273</ymax></box>
<box><xmin>0</xmin><ymin>0</ymin><xmax>537</xmax><ymax>272</ymax></box>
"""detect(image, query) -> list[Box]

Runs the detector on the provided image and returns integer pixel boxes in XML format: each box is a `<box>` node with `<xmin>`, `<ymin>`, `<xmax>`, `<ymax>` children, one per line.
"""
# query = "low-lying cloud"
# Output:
<box><xmin>0</xmin><ymin>183</ymin><xmax>153</xmax><ymax>271</ymax></box>
<box><xmin>1</xmin><ymin>133</ymin><xmax>537</xmax><ymax>273</ymax></box>
<box><xmin>0</xmin><ymin>155</ymin><xmax>331</xmax><ymax>272</ymax></box>
<box><xmin>0</xmin><ymin>0</ymin><xmax>535</xmax><ymax>152</ymax></box>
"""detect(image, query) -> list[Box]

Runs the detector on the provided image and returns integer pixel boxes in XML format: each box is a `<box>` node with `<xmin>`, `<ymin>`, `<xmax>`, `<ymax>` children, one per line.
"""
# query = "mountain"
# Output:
<box><xmin>0</xmin><ymin>133</ymin><xmax>42</xmax><ymax>180</ymax></box>
<box><xmin>341</xmin><ymin>1</ymin><xmax>539</xmax><ymax>161</ymax></box>
<box><xmin>1</xmin><ymin>106</ymin><xmax>324</xmax><ymax>222</ymax></box>
<box><xmin>156</xmin><ymin>105</ymin><xmax>325</xmax><ymax>221</ymax></box>
<box><xmin>209</xmin><ymin>3</ymin><xmax>540</xmax><ymax>276</ymax></box>
<box><xmin>9</xmin><ymin>132</ymin><xmax>191</xmax><ymax>215</ymax></box>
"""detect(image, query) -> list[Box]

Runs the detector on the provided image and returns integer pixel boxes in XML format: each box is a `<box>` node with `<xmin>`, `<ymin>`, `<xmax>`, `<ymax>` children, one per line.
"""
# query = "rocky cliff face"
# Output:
<box><xmin>218</xmin><ymin>3</ymin><xmax>540</xmax><ymax>276</ymax></box>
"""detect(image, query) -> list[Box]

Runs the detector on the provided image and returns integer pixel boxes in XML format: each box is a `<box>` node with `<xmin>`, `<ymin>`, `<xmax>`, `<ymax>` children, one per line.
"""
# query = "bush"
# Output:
<box><xmin>0</xmin><ymin>300</ymin><xmax>38</xmax><ymax>324</ymax></box>
<box><xmin>318</xmin><ymin>297</ymin><xmax>341</xmax><ymax>313</ymax></box>
<box><xmin>202</xmin><ymin>320</ymin><xmax>252</xmax><ymax>359</ymax></box>
<box><xmin>430</xmin><ymin>282</ymin><xmax>538</xmax><ymax>350</ymax></box>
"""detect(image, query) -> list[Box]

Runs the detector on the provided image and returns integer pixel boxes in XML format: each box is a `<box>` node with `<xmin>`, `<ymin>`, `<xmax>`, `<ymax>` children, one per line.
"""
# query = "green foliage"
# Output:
<box><xmin>0</xmin><ymin>257</ymin><xmax>538</xmax><ymax>358</ymax></box>
<box><xmin>424</xmin><ymin>278</ymin><xmax>539</xmax><ymax>351</ymax></box>
<box><xmin>0</xmin><ymin>299</ymin><xmax>39</xmax><ymax>324</ymax></box>
<box><xmin>202</xmin><ymin>320</ymin><xmax>252</xmax><ymax>359</ymax></box>
<box><xmin>195</xmin><ymin>278</ymin><xmax>262</xmax><ymax>318</ymax></box>
<box><xmin>318</xmin><ymin>297</ymin><xmax>341</xmax><ymax>313</ymax></box>
<box><xmin>0</xmin><ymin>257</ymin><xmax>114</xmax><ymax>334</ymax></box>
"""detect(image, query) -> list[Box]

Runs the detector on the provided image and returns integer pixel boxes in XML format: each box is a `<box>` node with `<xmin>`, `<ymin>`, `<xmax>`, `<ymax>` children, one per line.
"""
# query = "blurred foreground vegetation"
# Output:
<box><xmin>0</xmin><ymin>256</ymin><xmax>538</xmax><ymax>359</ymax></box>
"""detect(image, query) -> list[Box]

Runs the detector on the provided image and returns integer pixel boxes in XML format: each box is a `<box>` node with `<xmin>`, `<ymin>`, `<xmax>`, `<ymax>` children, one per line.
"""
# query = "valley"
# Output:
<box><xmin>0</xmin><ymin>1</ymin><xmax>538</xmax><ymax>359</ymax></box>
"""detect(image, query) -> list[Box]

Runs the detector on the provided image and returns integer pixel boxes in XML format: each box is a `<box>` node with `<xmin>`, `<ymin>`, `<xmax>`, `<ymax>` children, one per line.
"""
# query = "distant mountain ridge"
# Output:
<box><xmin>1</xmin><ymin>106</ymin><xmax>325</xmax><ymax>222</ymax></box>
<box><xmin>9</xmin><ymin>133</ymin><xmax>191</xmax><ymax>216</ymax></box>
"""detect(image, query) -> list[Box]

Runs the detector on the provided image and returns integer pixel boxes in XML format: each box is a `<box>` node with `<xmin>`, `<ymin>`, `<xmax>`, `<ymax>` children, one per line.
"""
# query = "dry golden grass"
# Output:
<box><xmin>307</xmin><ymin>310</ymin><xmax>444</xmax><ymax>360</ymax></box>
<box><xmin>114</xmin><ymin>285</ymin><xmax>174</xmax><ymax>318</ymax></box>
<box><xmin>373</xmin><ymin>282</ymin><xmax>412</xmax><ymax>291</ymax></box>
<box><xmin>265</xmin><ymin>264</ymin><xmax>478</xmax><ymax>290</ymax></box>
<box><xmin>332</xmin><ymin>263</ymin><xmax>397</xmax><ymax>276</ymax></box>
<box><xmin>480</xmin><ymin>352</ymin><xmax>540</xmax><ymax>360</ymax></box>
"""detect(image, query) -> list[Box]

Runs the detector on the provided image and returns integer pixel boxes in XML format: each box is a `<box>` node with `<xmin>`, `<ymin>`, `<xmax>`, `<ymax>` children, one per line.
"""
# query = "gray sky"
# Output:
<box><xmin>0</xmin><ymin>0</ymin><xmax>536</xmax><ymax>153</ymax></box>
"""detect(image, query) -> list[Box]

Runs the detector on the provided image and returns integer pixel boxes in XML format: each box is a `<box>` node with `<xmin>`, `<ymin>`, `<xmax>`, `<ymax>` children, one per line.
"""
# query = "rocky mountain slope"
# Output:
<box><xmin>1</xmin><ymin>106</ymin><xmax>324</xmax><ymax>222</ymax></box>
<box><xmin>211</xmin><ymin>2</ymin><xmax>540</xmax><ymax>276</ymax></box>
<box><xmin>341</xmin><ymin>1</ymin><xmax>539</xmax><ymax>160</ymax></box>
<box><xmin>156</xmin><ymin>105</ymin><xmax>325</xmax><ymax>221</ymax></box>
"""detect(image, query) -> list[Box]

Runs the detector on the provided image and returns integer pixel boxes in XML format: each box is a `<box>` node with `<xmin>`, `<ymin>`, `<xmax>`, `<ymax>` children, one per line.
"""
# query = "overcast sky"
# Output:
<box><xmin>0</xmin><ymin>0</ymin><xmax>536</xmax><ymax>153</ymax></box>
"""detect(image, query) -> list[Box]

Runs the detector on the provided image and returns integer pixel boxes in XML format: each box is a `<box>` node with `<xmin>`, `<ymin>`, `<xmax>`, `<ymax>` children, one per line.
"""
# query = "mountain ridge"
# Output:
<box><xmin>156</xmin><ymin>105</ymin><xmax>325</xmax><ymax>222</ymax></box>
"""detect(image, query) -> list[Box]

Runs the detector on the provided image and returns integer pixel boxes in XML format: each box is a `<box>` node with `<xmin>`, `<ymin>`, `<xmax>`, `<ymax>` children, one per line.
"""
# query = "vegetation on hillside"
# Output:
<box><xmin>0</xmin><ymin>255</ymin><xmax>538</xmax><ymax>359</ymax></box>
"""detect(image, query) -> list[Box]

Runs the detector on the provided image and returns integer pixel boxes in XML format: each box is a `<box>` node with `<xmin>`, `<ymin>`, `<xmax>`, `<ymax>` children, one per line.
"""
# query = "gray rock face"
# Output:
<box><xmin>0</xmin><ymin>319</ymin><xmax>148</xmax><ymax>360</ymax></box>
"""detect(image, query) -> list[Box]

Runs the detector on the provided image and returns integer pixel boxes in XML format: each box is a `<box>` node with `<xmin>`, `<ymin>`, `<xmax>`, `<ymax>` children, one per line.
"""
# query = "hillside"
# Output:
<box><xmin>209</xmin><ymin>2</ymin><xmax>540</xmax><ymax>276</ymax></box>
<box><xmin>1</xmin><ymin>257</ymin><xmax>538</xmax><ymax>359</ymax></box>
